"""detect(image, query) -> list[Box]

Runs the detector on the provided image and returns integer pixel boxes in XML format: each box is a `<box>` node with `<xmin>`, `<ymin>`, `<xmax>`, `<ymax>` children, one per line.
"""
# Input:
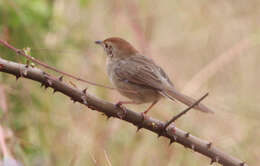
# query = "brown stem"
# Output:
<box><xmin>163</xmin><ymin>93</ymin><xmax>209</xmax><ymax>130</ymax></box>
<box><xmin>0</xmin><ymin>57</ymin><xmax>247</xmax><ymax>166</ymax></box>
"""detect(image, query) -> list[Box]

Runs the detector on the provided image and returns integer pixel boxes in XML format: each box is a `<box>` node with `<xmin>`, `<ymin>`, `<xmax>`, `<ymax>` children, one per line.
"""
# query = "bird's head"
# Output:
<box><xmin>95</xmin><ymin>37</ymin><xmax>138</xmax><ymax>59</ymax></box>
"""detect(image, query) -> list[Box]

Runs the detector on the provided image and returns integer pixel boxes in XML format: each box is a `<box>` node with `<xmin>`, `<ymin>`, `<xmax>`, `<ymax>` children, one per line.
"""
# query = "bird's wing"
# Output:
<box><xmin>114</xmin><ymin>55</ymin><xmax>213</xmax><ymax>113</ymax></box>
<box><xmin>114</xmin><ymin>55</ymin><xmax>174</xmax><ymax>90</ymax></box>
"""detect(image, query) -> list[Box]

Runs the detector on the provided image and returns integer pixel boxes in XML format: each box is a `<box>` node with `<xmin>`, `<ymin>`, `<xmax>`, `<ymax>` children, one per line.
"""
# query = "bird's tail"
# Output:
<box><xmin>161</xmin><ymin>88</ymin><xmax>214</xmax><ymax>113</ymax></box>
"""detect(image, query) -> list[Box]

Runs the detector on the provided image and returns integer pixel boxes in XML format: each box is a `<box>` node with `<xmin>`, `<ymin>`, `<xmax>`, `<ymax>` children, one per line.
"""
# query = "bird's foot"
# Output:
<box><xmin>115</xmin><ymin>102</ymin><xmax>127</xmax><ymax>119</ymax></box>
<box><xmin>140</xmin><ymin>111</ymin><xmax>149</xmax><ymax>121</ymax></box>
<box><xmin>137</xmin><ymin>111</ymin><xmax>149</xmax><ymax>130</ymax></box>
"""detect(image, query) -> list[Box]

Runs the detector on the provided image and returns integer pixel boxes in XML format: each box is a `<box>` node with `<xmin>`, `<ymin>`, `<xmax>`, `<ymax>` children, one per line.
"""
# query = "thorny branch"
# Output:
<box><xmin>0</xmin><ymin>39</ymin><xmax>115</xmax><ymax>90</ymax></box>
<box><xmin>0</xmin><ymin>57</ymin><xmax>247</xmax><ymax>166</ymax></box>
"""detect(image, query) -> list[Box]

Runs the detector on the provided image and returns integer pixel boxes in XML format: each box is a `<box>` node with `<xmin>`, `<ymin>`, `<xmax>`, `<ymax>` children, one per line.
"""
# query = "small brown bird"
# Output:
<box><xmin>95</xmin><ymin>37</ymin><xmax>213</xmax><ymax>114</ymax></box>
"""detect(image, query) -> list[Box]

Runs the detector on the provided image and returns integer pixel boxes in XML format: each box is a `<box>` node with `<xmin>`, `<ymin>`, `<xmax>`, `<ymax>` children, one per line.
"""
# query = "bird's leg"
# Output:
<box><xmin>140</xmin><ymin>100</ymin><xmax>159</xmax><ymax>123</ymax></box>
<box><xmin>142</xmin><ymin>100</ymin><xmax>159</xmax><ymax>114</ymax></box>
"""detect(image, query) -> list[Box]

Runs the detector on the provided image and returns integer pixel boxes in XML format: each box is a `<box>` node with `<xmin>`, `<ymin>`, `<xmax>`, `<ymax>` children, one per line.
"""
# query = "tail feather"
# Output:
<box><xmin>162</xmin><ymin>88</ymin><xmax>214</xmax><ymax>113</ymax></box>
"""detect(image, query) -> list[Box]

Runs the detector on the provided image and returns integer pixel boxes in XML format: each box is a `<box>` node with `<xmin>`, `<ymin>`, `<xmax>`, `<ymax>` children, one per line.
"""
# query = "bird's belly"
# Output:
<box><xmin>106</xmin><ymin>59</ymin><xmax>162</xmax><ymax>103</ymax></box>
<box><xmin>111</xmin><ymin>78</ymin><xmax>162</xmax><ymax>103</ymax></box>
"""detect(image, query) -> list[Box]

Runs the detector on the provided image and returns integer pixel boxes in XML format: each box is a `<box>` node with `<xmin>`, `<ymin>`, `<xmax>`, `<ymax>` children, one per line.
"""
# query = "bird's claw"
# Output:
<box><xmin>135</xmin><ymin>112</ymin><xmax>148</xmax><ymax>132</ymax></box>
<box><xmin>140</xmin><ymin>112</ymin><xmax>149</xmax><ymax>122</ymax></box>
<box><xmin>115</xmin><ymin>102</ymin><xmax>127</xmax><ymax>119</ymax></box>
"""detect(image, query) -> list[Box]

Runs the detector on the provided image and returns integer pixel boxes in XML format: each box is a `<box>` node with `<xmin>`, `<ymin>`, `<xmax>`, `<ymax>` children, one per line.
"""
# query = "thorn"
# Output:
<box><xmin>41</xmin><ymin>79</ymin><xmax>52</xmax><ymax>89</ymax></box>
<box><xmin>47</xmin><ymin>79</ymin><xmax>52</xmax><ymax>86</ymax></box>
<box><xmin>136</xmin><ymin>126</ymin><xmax>142</xmax><ymax>132</ymax></box>
<box><xmin>210</xmin><ymin>158</ymin><xmax>215</xmax><ymax>165</ymax></box>
<box><xmin>70</xmin><ymin>98</ymin><xmax>76</xmax><ymax>103</ymax></box>
<box><xmin>106</xmin><ymin>115</ymin><xmax>111</xmax><ymax>120</ymax></box>
<box><xmin>41</xmin><ymin>82</ymin><xmax>45</xmax><ymax>87</ymax></box>
<box><xmin>89</xmin><ymin>105</ymin><xmax>96</xmax><ymax>110</ymax></box>
<box><xmin>169</xmin><ymin>139</ymin><xmax>175</xmax><ymax>145</ymax></box>
<box><xmin>240</xmin><ymin>162</ymin><xmax>245</xmax><ymax>166</ymax></box>
<box><xmin>215</xmin><ymin>156</ymin><xmax>219</xmax><ymax>163</ymax></box>
<box><xmin>185</xmin><ymin>132</ymin><xmax>190</xmax><ymax>138</ymax></box>
<box><xmin>16</xmin><ymin>75</ymin><xmax>20</xmax><ymax>81</ymax></box>
<box><xmin>210</xmin><ymin>156</ymin><xmax>219</xmax><ymax>165</ymax></box>
<box><xmin>82</xmin><ymin>88</ymin><xmax>88</xmax><ymax>94</ymax></box>
<box><xmin>207</xmin><ymin>142</ymin><xmax>212</xmax><ymax>149</ymax></box>
<box><xmin>44</xmin><ymin>84</ymin><xmax>49</xmax><ymax>89</ymax></box>
<box><xmin>16</xmin><ymin>49</ymin><xmax>22</xmax><ymax>54</ymax></box>
<box><xmin>59</xmin><ymin>76</ymin><xmax>63</xmax><ymax>81</ymax></box>
<box><xmin>22</xmin><ymin>69</ymin><xmax>28</xmax><ymax>76</ymax></box>
<box><xmin>191</xmin><ymin>144</ymin><xmax>195</xmax><ymax>150</ymax></box>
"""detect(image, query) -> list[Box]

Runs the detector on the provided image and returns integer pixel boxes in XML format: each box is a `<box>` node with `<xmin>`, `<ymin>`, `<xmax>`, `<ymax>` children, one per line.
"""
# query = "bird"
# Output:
<box><xmin>95</xmin><ymin>37</ymin><xmax>213</xmax><ymax>115</ymax></box>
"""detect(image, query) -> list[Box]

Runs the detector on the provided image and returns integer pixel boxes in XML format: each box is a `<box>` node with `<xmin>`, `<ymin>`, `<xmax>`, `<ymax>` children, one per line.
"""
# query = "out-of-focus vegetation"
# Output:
<box><xmin>0</xmin><ymin>0</ymin><xmax>259</xmax><ymax>165</ymax></box>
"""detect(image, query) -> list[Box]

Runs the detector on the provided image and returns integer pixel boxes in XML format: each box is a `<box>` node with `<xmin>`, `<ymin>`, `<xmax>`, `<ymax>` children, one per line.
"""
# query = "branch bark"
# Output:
<box><xmin>0</xmin><ymin>57</ymin><xmax>247</xmax><ymax>166</ymax></box>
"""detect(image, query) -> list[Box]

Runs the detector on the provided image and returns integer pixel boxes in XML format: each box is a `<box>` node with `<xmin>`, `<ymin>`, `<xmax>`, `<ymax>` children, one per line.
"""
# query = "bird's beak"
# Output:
<box><xmin>95</xmin><ymin>40</ymin><xmax>103</xmax><ymax>45</ymax></box>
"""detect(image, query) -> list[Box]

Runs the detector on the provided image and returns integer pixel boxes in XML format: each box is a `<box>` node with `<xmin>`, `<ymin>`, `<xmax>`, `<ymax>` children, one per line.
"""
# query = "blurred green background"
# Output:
<box><xmin>0</xmin><ymin>0</ymin><xmax>259</xmax><ymax>165</ymax></box>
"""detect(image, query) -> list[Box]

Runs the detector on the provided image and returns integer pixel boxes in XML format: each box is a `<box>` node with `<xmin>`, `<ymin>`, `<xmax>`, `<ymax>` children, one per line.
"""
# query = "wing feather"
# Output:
<box><xmin>114</xmin><ymin>55</ymin><xmax>174</xmax><ymax>90</ymax></box>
